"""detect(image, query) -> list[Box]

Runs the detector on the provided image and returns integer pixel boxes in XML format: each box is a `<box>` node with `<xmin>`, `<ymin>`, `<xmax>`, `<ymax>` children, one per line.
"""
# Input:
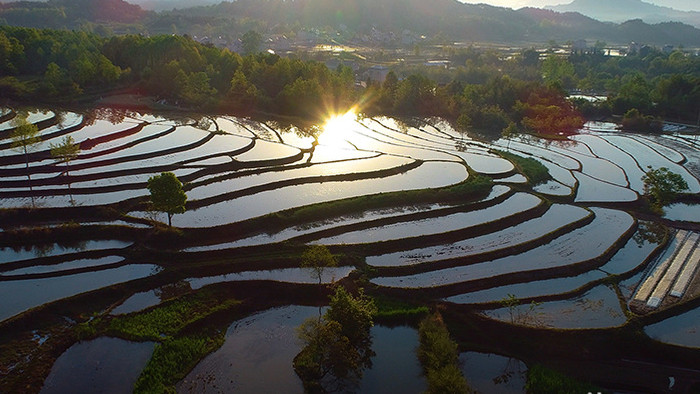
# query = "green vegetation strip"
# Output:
<box><xmin>134</xmin><ymin>332</ymin><xmax>224</xmax><ymax>394</ymax></box>
<box><xmin>495</xmin><ymin>150</ymin><xmax>551</xmax><ymax>186</ymax></box>
<box><xmin>525</xmin><ymin>364</ymin><xmax>600</xmax><ymax>394</ymax></box>
<box><xmin>373</xmin><ymin>295</ymin><xmax>430</xmax><ymax>322</ymax></box>
<box><xmin>105</xmin><ymin>289</ymin><xmax>240</xmax><ymax>341</ymax></box>
<box><xmin>417</xmin><ymin>313</ymin><xmax>471</xmax><ymax>393</ymax></box>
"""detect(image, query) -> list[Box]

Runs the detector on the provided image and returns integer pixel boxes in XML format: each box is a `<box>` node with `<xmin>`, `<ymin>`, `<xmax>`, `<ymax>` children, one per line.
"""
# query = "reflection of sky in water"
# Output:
<box><xmin>603</xmin><ymin>135</ymin><xmax>700</xmax><ymax>193</ymax></box>
<box><xmin>374</xmin><ymin>203</ymin><xmax>588</xmax><ymax>268</ymax></box>
<box><xmin>645</xmin><ymin>306</ymin><xmax>700</xmax><ymax>348</ymax></box>
<box><xmin>186</xmin><ymin>154</ymin><xmax>408</xmax><ymax>201</ymax></box>
<box><xmin>318</xmin><ymin>192</ymin><xmax>541</xmax><ymax>245</ymax></box>
<box><xmin>629</xmin><ymin>135</ymin><xmax>685</xmax><ymax>163</ymax></box>
<box><xmin>234</xmin><ymin>138</ymin><xmax>301</xmax><ymax>161</ymax></box>
<box><xmin>574</xmin><ymin>172</ymin><xmax>638</xmax><ymax>203</ymax></box>
<box><xmin>373</xmin><ymin>208</ymin><xmax>633</xmax><ymax>288</ymax></box>
<box><xmin>448</xmin><ymin>222</ymin><xmax>658</xmax><ymax>305</ymax></box>
<box><xmin>170</xmin><ymin>161</ymin><xmax>468</xmax><ymax>227</ymax></box>
<box><xmin>185</xmin><ymin>203</ymin><xmax>446</xmax><ymax>251</ymax></box>
<box><xmin>573</xmin><ymin>133</ymin><xmax>647</xmax><ymax>192</ymax></box>
<box><xmin>0</xmin><ymin>264</ymin><xmax>160</xmax><ymax>322</ymax></box>
<box><xmin>485</xmin><ymin>285</ymin><xmax>626</xmax><ymax>329</ymax></box>
<box><xmin>665</xmin><ymin>203</ymin><xmax>700</xmax><ymax>223</ymax></box>
<box><xmin>0</xmin><ymin>110</ymin><xmax>54</xmax><ymax>131</ymax></box>
<box><xmin>186</xmin><ymin>186</ymin><xmax>510</xmax><ymax>251</ymax></box>
<box><xmin>187</xmin><ymin>266</ymin><xmax>354</xmax><ymax>289</ymax></box>
<box><xmin>42</xmin><ymin>337</ymin><xmax>154</xmax><ymax>394</ymax></box>
<box><xmin>111</xmin><ymin>290</ymin><xmax>161</xmax><ymax>315</ymax></box>
<box><xmin>3</xmin><ymin>255</ymin><xmax>123</xmax><ymax>276</ymax></box>
<box><xmin>533</xmin><ymin>180</ymin><xmax>572</xmax><ymax>196</ymax></box>
<box><xmin>0</xmin><ymin>240</ymin><xmax>131</xmax><ymax>264</ymax></box>
<box><xmin>359</xmin><ymin>325</ymin><xmax>426</xmax><ymax>393</ymax></box>
<box><xmin>178</xmin><ymin>305</ymin><xmax>317</xmax><ymax>393</ymax></box>
<box><xmin>547</xmin><ymin>141</ymin><xmax>628</xmax><ymax>186</ymax></box>
<box><xmin>460</xmin><ymin>352</ymin><xmax>526</xmax><ymax>394</ymax></box>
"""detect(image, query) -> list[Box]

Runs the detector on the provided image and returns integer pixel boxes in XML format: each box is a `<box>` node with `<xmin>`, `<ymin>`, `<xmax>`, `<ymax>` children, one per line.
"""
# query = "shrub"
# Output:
<box><xmin>417</xmin><ymin>313</ymin><xmax>471</xmax><ymax>393</ymax></box>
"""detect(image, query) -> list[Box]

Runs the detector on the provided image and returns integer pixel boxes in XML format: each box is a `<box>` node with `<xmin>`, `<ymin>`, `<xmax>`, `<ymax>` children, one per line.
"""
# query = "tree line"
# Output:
<box><xmin>1</xmin><ymin>26</ymin><xmax>587</xmax><ymax>137</ymax></box>
<box><xmin>4</xmin><ymin>25</ymin><xmax>695</xmax><ymax>136</ymax></box>
<box><xmin>561</xmin><ymin>48</ymin><xmax>700</xmax><ymax>125</ymax></box>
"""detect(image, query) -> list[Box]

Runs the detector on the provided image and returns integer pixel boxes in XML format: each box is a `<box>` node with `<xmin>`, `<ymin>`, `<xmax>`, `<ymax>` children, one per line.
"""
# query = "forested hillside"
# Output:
<box><xmin>2</xmin><ymin>0</ymin><xmax>700</xmax><ymax>45</ymax></box>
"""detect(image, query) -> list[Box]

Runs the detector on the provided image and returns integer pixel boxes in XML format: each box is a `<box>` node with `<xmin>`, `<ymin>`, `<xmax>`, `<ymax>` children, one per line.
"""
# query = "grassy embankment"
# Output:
<box><xmin>372</xmin><ymin>294</ymin><xmax>430</xmax><ymax>324</ymax></box>
<box><xmin>494</xmin><ymin>150</ymin><xmax>551</xmax><ymax>186</ymax></box>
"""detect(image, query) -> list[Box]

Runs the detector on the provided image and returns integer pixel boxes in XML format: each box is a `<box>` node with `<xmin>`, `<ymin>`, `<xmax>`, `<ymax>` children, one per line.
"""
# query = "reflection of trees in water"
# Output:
<box><xmin>552</xmin><ymin>138</ymin><xmax>579</xmax><ymax>150</ymax></box>
<box><xmin>83</xmin><ymin>107</ymin><xmax>134</xmax><ymax>126</ymax></box>
<box><xmin>295</xmin><ymin>318</ymin><xmax>374</xmax><ymax>393</ymax></box>
<box><xmin>274</xmin><ymin>120</ymin><xmax>322</xmax><ymax>141</ymax></box>
<box><xmin>191</xmin><ymin>116</ymin><xmax>214</xmax><ymax>132</ymax></box>
<box><xmin>492</xmin><ymin>357</ymin><xmax>526</xmax><ymax>389</ymax></box>
<box><xmin>633</xmin><ymin>221</ymin><xmax>668</xmax><ymax>246</ymax></box>
<box><xmin>58</xmin><ymin>239</ymin><xmax>88</xmax><ymax>253</ymax></box>
<box><xmin>32</xmin><ymin>243</ymin><xmax>55</xmax><ymax>258</ymax></box>
<box><xmin>17</xmin><ymin>239</ymin><xmax>89</xmax><ymax>258</ymax></box>
<box><xmin>54</xmin><ymin>111</ymin><xmax>66</xmax><ymax>128</ymax></box>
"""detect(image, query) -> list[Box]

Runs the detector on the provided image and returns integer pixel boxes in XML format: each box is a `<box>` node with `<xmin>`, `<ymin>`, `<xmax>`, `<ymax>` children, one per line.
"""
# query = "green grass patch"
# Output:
<box><xmin>107</xmin><ymin>289</ymin><xmax>240</xmax><ymax>341</ymax></box>
<box><xmin>525</xmin><ymin>364</ymin><xmax>600</xmax><ymax>394</ymax></box>
<box><xmin>373</xmin><ymin>295</ymin><xmax>429</xmax><ymax>320</ymax></box>
<box><xmin>134</xmin><ymin>332</ymin><xmax>225</xmax><ymax>394</ymax></box>
<box><xmin>495</xmin><ymin>150</ymin><xmax>551</xmax><ymax>186</ymax></box>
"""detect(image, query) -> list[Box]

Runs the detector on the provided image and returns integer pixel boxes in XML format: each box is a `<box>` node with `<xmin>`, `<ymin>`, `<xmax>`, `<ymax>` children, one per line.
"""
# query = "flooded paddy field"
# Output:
<box><xmin>1</xmin><ymin>108</ymin><xmax>700</xmax><ymax>393</ymax></box>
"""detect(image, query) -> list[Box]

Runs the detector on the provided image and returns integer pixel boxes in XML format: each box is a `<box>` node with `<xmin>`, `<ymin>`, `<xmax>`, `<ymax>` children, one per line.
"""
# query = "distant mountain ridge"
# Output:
<box><xmin>1</xmin><ymin>0</ymin><xmax>700</xmax><ymax>46</ymax></box>
<box><xmin>0</xmin><ymin>0</ymin><xmax>147</xmax><ymax>26</ymax></box>
<box><xmin>547</xmin><ymin>0</ymin><xmax>700</xmax><ymax>28</ymax></box>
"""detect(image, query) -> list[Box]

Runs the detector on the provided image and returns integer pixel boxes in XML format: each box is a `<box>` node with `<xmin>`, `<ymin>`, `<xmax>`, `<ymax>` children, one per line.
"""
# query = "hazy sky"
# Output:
<box><xmin>458</xmin><ymin>0</ymin><xmax>700</xmax><ymax>12</ymax></box>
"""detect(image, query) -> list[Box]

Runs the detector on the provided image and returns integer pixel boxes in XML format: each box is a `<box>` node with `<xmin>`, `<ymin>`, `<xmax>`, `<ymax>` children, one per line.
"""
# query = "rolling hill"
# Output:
<box><xmin>1</xmin><ymin>0</ymin><xmax>699</xmax><ymax>46</ymax></box>
<box><xmin>547</xmin><ymin>0</ymin><xmax>700</xmax><ymax>28</ymax></box>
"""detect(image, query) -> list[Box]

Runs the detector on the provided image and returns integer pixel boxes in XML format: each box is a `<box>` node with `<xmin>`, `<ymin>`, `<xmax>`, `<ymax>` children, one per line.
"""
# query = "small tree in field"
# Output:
<box><xmin>50</xmin><ymin>135</ymin><xmax>80</xmax><ymax>204</ymax></box>
<box><xmin>301</xmin><ymin>244</ymin><xmax>338</xmax><ymax>285</ymax></box>
<box><xmin>147</xmin><ymin>172</ymin><xmax>187</xmax><ymax>227</ymax></box>
<box><xmin>10</xmin><ymin>115</ymin><xmax>40</xmax><ymax>207</ymax></box>
<box><xmin>642</xmin><ymin>166</ymin><xmax>689</xmax><ymax>213</ymax></box>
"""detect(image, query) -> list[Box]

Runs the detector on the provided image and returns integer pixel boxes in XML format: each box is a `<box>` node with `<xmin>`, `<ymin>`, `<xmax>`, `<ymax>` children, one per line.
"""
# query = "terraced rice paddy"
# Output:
<box><xmin>2</xmin><ymin>107</ymin><xmax>700</xmax><ymax>393</ymax></box>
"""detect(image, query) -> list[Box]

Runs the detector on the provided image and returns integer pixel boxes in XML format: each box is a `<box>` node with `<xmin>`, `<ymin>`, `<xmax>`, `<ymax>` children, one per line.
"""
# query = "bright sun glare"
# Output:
<box><xmin>319</xmin><ymin>110</ymin><xmax>357</xmax><ymax>147</ymax></box>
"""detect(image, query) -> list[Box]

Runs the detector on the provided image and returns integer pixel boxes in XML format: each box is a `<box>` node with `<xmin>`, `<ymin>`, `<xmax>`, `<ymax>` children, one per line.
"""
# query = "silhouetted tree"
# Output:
<box><xmin>301</xmin><ymin>244</ymin><xmax>338</xmax><ymax>285</ymax></box>
<box><xmin>50</xmin><ymin>135</ymin><xmax>80</xmax><ymax>205</ymax></box>
<box><xmin>10</xmin><ymin>114</ymin><xmax>40</xmax><ymax>207</ymax></box>
<box><xmin>147</xmin><ymin>172</ymin><xmax>187</xmax><ymax>227</ymax></box>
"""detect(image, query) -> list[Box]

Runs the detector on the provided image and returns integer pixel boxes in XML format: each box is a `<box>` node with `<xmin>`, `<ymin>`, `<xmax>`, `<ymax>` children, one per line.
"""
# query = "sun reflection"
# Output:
<box><xmin>318</xmin><ymin>110</ymin><xmax>358</xmax><ymax>147</ymax></box>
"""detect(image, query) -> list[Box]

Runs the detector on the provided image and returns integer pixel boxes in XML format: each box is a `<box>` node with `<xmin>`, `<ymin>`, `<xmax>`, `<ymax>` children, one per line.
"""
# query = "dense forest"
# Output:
<box><xmin>0</xmin><ymin>26</ymin><xmax>583</xmax><ymax>136</ymax></box>
<box><xmin>2</xmin><ymin>0</ymin><xmax>700</xmax><ymax>46</ymax></box>
<box><xmin>1</xmin><ymin>25</ymin><xmax>699</xmax><ymax>135</ymax></box>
